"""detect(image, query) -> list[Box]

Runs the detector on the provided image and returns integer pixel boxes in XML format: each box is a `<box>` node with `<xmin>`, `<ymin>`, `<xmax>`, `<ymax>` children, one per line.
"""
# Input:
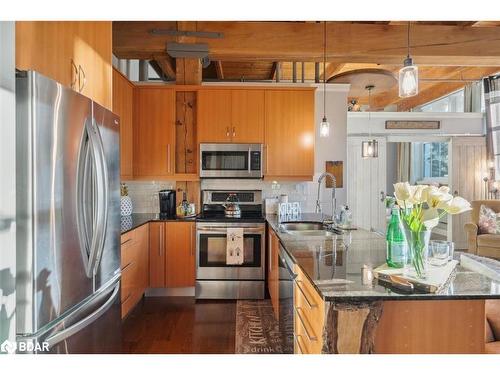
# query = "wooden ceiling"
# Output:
<box><xmin>113</xmin><ymin>21</ymin><xmax>500</xmax><ymax>111</ymax></box>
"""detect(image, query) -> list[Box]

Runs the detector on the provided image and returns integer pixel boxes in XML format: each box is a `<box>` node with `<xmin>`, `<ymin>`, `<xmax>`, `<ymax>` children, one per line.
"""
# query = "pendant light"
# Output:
<box><xmin>399</xmin><ymin>21</ymin><xmax>419</xmax><ymax>98</ymax></box>
<box><xmin>319</xmin><ymin>21</ymin><xmax>330</xmax><ymax>137</ymax></box>
<box><xmin>362</xmin><ymin>85</ymin><xmax>378</xmax><ymax>159</ymax></box>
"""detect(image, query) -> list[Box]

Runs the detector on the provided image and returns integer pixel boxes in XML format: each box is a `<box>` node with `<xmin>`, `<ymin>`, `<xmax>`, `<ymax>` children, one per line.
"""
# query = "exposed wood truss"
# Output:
<box><xmin>113</xmin><ymin>21</ymin><xmax>500</xmax><ymax>110</ymax></box>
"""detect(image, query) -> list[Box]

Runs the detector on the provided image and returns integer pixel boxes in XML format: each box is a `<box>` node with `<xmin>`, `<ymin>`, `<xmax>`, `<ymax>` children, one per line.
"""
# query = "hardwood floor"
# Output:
<box><xmin>122</xmin><ymin>297</ymin><xmax>237</xmax><ymax>354</ymax></box>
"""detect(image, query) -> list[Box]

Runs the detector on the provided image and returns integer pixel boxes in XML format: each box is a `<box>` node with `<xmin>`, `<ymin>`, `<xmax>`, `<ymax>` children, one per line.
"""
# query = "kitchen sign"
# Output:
<box><xmin>385</xmin><ymin>120</ymin><xmax>440</xmax><ymax>130</ymax></box>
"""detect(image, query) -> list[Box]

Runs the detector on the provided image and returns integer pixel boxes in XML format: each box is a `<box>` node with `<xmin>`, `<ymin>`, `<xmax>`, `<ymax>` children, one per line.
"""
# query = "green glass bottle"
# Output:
<box><xmin>386</xmin><ymin>208</ymin><xmax>407</xmax><ymax>268</ymax></box>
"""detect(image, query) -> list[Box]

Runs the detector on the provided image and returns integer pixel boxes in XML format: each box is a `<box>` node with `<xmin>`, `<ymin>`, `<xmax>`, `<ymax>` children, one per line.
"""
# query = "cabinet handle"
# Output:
<box><xmin>122</xmin><ymin>292</ymin><xmax>132</xmax><ymax>304</ymax></box>
<box><xmin>296</xmin><ymin>280</ymin><xmax>318</xmax><ymax>309</ymax></box>
<box><xmin>122</xmin><ymin>260</ymin><xmax>134</xmax><ymax>272</ymax></box>
<box><xmin>167</xmin><ymin>144</ymin><xmax>171</xmax><ymax>174</ymax></box>
<box><xmin>78</xmin><ymin>64</ymin><xmax>86</xmax><ymax>92</ymax></box>
<box><xmin>268</xmin><ymin>233</ymin><xmax>272</xmax><ymax>272</ymax></box>
<box><xmin>232</xmin><ymin>126</ymin><xmax>236</xmax><ymax>138</ymax></box>
<box><xmin>190</xmin><ymin>224</ymin><xmax>194</xmax><ymax>257</ymax></box>
<box><xmin>71</xmin><ymin>59</ymin><xmax>78</xmax><ymax>90</ymax></box>
<box><xmin>121</xmin><ymin>238</ymin><xmax>132</xmax><ymax>246</ymax></box>
<box><xmin>159</xmin><ymin>224</ymin><xmax>163</xmax><ymax>257</ymax></box>
<box><xmin>295</xmin><ymin>307</ymin><xmax>317</xmax><ymax>342</ymax></box>
<box><xmin>295</xmin><ymin>334</ymin><xmax>307</xmax><ymax>354</ymax></box>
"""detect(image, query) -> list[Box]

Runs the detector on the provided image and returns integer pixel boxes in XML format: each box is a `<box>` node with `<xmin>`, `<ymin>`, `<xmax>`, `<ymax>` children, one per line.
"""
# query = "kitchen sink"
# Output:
<box><xmin>279</xmin><ymin>222</ymin><xmax>340</xmax><ymax>237</ymax></box>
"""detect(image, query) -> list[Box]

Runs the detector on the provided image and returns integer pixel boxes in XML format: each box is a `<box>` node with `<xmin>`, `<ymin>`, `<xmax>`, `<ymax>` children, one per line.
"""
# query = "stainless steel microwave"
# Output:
<box><xmin>199</xmin><ymin>143</ymin><xmax>263</xmax><ymax>179</ymax></box>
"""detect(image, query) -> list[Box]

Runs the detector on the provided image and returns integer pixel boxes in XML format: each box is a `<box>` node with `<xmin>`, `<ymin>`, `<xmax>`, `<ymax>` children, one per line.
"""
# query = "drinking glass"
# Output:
<box><xmin>429</xmin><ymin>240</ymin><xmax>450</xmax><ymax>267</ymax></box>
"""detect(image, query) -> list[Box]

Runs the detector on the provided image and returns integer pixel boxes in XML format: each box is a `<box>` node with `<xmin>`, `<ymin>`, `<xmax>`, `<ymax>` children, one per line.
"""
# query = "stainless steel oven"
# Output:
<box><xmin>195</xmin><ymin>222</ymin><xmax>265</xmax><ymax>299</ymax></box>
<box><xmin>199</xmin><ymin>143</ymin><xmax>263</xmax><ymax>179</ymax></box>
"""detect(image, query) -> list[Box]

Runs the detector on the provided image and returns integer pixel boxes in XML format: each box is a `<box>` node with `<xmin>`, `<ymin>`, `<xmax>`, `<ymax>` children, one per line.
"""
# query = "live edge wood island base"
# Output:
<box><xmin>321</xmin><ymin>299</ymin><xmax>485</xmax><ymax>354</ymax></box>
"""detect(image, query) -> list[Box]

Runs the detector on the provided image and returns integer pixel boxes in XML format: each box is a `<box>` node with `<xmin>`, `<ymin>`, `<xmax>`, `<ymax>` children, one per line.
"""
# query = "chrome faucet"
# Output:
<box><xmin>315</xmin><ymin>172</ymin><xmax>337</xmax><ymax>221</ymax></box>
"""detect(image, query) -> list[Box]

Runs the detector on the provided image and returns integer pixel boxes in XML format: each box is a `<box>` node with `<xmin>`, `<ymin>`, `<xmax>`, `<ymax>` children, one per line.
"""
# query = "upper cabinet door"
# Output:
<box><xmin>16</xmin><ymin>21</ymin><xmax>112</xmax><ymax>110</ymax></box>
<box><xmin>112</xmin><ymin>68</ymin><xmax>134</xmax><ymax>180</ymax></box>
<box><xmin>134</xmin><ymin>88</ymin><xmax>175</xmax><ymax>178</ymax></box>
<box><xmin>197</xmin><ymin>89</ymin><xmax>232</xmax><ymax>143</ymax></box>
<box><xmin>16</xmin><ymin>21</ymin><xmax>75</xmax><ymax>88</ymax></box>
<box><xmin>72</xmin><ymin>22</ymin><xmax>112</xmax><ymax>109</ymax></box>
<box><xmin>231</xmin><ymin>90</ymin><xmax>265</xmax><ymax>144</ymax></box>
<box><xmin>264</xmin><ymin>90</ymin><xmax>315</xmax><ymax>180</ymax></box>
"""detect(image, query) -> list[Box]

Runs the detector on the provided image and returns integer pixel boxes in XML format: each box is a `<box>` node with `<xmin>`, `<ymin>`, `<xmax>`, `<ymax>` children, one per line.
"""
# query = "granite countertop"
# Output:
<box><xmin>120</xmin><ymin>213</ymin><xmax>197</xmax><ymax>234</ymax></box>
<box><xmin>266</xmin><ymin>213</ymin><xmax>500</xmax><ymax>302</ymax></box>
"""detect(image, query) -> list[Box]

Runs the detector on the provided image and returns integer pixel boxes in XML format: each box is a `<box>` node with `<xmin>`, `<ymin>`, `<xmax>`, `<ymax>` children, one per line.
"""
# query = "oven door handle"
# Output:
<box><xmin>197</xmin><ymin>227</ymin><xmax>264</xmax><ymax>234</ymax></box>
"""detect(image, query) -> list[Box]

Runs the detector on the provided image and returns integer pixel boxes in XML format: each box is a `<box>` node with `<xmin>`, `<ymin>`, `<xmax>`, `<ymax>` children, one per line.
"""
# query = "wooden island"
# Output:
<box><xmin>266</xmin><ymin>214</ymin><xmax>498</xmax><ymax>354</ymax></box>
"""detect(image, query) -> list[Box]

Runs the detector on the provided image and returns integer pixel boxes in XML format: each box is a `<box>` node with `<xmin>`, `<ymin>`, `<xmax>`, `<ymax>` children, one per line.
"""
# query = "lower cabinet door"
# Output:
<box><xmin>149</xmin><ymin>222</ymin><xmax>166</xmax><ymax>287</ymax></box>
<box><xmin>165</xmin><ymin>222</ymin><xmax>196</xmax><ymax>287</ymax></box>
<box><xmin>121</xmin><ymin>260</ymin><xmax>140</xmax><ymax>319</ymax></box>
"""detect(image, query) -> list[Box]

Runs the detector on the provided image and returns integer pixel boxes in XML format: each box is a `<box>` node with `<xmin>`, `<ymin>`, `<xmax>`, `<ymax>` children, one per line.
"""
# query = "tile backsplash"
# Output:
<box><xmin>123</xmin><ymin>180</ymin><xmax>176</xmax><ymax>213</ymax></box>
<box><xmin>122</xmin><ymin>179</ymin><xmax>334</xmax><ymax>215</ymax></box>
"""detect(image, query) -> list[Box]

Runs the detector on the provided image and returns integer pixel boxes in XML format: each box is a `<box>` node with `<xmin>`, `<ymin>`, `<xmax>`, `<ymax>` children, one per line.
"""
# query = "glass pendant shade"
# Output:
<box><xmin>399</xmin><ymin>59</ymin><xmax>418</xmax><ymax>98</ymax></box>
<box><xmin>362</xmin><ymin>140</ymin><xmax>379</xmax><ymax>158</ymax></box>
<box><xmin>319</xmin><ymin>116</ymin><xmax>330</xmax><ymax>137</ymax></box>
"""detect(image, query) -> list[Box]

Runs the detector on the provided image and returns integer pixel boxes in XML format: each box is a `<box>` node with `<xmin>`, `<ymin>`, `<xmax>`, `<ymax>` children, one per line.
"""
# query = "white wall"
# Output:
<box><xmin>0</xmin><ymin>21</ymin><xmax>16</xmax><ymax>345</ymax></box>
<box><xmin>125</xmin><ymin>83</ymin><xmax>350</xmax><ymax>217</ymax></box>
<box><xmin>314</xmin><ymin>84</ymin><xmax>350</xmax><ymax>211</ymax></box>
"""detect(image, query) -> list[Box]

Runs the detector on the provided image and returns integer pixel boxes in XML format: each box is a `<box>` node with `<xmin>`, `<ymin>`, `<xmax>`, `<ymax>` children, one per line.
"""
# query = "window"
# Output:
<box><xmin>422</xmin><ymin>142</ymin><xmax>448</xmax><ymax>178</ymax></box>
<box><xmin>418</xmin><ymin>89</ymin><xmax>465</xmax><ymax>112</ymax></box>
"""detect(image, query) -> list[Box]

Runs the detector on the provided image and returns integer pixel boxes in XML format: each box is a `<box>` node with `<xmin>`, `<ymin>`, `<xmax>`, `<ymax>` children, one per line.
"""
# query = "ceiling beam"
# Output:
<box><xmin>153</xmin><ymin>54</ymin><xmax>176</xmax><ymax>80</ymax></box>
<box><xmin>113</xmin><ymin>21</ymin><xmax>500</xmax><ymax>66</ymax></box>
<box><xmin>215</xmin><ymin>61</ymin><xmax>224</xmax><ymax>79</ymax></box>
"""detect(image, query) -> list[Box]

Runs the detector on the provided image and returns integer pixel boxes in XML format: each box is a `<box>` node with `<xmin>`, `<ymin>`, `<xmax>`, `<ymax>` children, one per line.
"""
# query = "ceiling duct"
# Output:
<box><xmin>166</xmin><ymin>42</ymin><xmax>209</xmax><ymax>59</ymax></box>
<box><xmin>484</xmin><ymin>74</ymin><xmax>500</xmax><ymax>180</ymax></box>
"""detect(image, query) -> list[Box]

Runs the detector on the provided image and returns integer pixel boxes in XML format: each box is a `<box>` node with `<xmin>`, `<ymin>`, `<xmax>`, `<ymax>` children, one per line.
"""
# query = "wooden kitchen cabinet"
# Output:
<box><xmin>16</xmin><ymin>21</ymin><xmax>112</xmax><ymax>109</ymax></box>
<box><xmin>113</xmin><ymin>68</ymin><xmax>134</xmax><ymax>180</ymax></box>
<box><xmin>293</xmin><ymin>266</ymin><xmax>325</xmax><ymax>354</ymax></box>
<box><xmin>268</xmin><ymin>228</ymin><xmax>280</xmax><ymax>320</ymax></box>
<box><xmin>264</xmin><ymin>89</ymin><xmax>315</xmax><ymax>180</ymax></box>
<box><xmin>197</xmin><ymin>89</ymin><xmax>232</xmax><ymax>143</ymax></box>
<box><xmin>120</xmin><ymin>223</ymin><xmax>149</xmax><ymax>319</ymax></box>
<box><xmin>230</xmin><ymin>89</ymin><xmax>265</xmax><ymax>143</ymax></box>
<box><xmin>197</xmin><ymin>88</ymin><xmax>265</xmax><ymax>144</ymax></box>
<box><xmin>134</xmin><ymin>87</ymin><xmax>175</xmax><ymax>178</ymax></box>
<box><xmin>165</xmin><ymin>222</ymin><xmax>196</xmax><ymax>287</ymax></box>
<box><xmin>149</xmin><ymin>222</ymin><xmax>166</xmax><ymax>287</ymax></box>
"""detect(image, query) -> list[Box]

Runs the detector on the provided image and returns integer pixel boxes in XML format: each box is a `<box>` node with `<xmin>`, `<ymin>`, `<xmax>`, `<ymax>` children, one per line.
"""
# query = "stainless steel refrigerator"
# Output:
<box><xmin>16</xmin><ymin>71</ymin><xmax>122</xmax><ymax>353</ymax></box>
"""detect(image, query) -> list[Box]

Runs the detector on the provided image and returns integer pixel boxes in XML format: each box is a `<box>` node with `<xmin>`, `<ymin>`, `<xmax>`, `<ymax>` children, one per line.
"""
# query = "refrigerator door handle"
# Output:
<box><xmin>45</xmin><ymin>280</ymin><xmax>120</xmax><ymax>349</ymax></box>
<box><xmin>86</xmin><ymin>118</ymin><xmax>109</xmax><ymax>276</ymax></box>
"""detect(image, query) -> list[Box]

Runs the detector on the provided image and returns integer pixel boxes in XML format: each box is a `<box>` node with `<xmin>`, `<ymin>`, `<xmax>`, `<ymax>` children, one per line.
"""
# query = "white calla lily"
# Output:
<box><xmin>443</xmin><ymin>196</ymin><xmax>472</xmax><ymax>215</ymax></box>
<box><xmin>394</xmin><ymin>182</ymin><xmax>412</xmax><ymax>202</ymax></box>
<box><xmin>421</xmin><ymin>208</ymin><xmax>439</xmax><ymax>229</ymax></box>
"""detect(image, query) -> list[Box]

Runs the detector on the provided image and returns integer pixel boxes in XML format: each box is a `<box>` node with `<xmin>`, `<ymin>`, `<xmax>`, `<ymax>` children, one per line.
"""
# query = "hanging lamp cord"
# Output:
<box><xmin>323</xmin><ymin>21</ymin><xmax>327</xmax><ymax>119</ymax></box>
<box><xmin>407</xmin><ymin>21</ymin><xmax>411</xmax><ymax>59</ymax></box>
<box><xmin>368</xmin><ymin>87</ymin><xmax>371</xmax><ymax>138</ymax></box>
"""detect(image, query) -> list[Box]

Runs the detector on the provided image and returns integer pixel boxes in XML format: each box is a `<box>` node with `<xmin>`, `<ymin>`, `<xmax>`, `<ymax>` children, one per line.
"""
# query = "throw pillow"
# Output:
<box><xmin>478</xmin><ymin>204</ymin><xmax>500</xmax><ymax>234</ymax></box>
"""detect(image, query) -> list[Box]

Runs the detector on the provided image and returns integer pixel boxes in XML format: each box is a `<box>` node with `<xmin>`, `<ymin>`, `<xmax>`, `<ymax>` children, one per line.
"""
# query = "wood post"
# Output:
<box><xmin>323</xmin><ymin>301</ymin><xmax>383</xmax><ymax>354</ymax></box>
<box><xmin>175</xmin><ymin>91</ymin><xmax>196</xmax><ymax>174</ymax></box>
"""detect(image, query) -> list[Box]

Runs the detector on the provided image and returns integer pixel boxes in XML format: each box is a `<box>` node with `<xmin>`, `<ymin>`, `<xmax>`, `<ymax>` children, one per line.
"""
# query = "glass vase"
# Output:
<box><xmin>402</xmin><ymin>222</ymin><xmax>431</xmax><ymax>279</ymax></box>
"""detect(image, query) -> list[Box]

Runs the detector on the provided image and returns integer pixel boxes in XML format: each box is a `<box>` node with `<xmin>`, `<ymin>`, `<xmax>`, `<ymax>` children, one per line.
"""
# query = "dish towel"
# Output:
<box><xmin>227</xmin><ymin>227</ymin><xmax>244</xmax><ymax>265</ymax></box>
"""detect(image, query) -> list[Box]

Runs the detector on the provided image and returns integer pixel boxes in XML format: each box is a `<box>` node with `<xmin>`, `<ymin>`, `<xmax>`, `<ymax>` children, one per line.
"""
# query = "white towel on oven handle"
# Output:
<box><xmin>226</xmin><ymin>227</ymin><xmax>244</xmax><ymax>265</ymax></box>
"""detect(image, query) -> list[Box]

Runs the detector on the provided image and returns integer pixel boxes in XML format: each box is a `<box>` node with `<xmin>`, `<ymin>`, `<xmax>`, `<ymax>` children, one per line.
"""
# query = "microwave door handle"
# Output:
<box><xmin>248</xmin><ymin>147</ymin><xmax>251</xmax><ymax>174</ymax></box>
